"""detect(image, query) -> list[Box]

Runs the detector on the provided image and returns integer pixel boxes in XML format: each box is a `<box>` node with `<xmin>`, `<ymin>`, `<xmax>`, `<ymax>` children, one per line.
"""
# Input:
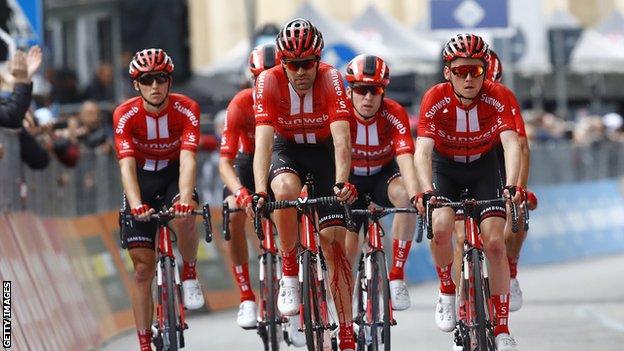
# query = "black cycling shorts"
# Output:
<box><xmin>121</xmin><ymin>162</ymin><xmax>199</xmax><ymax>250</ymax></box>
<box><xmin>349</xmin><ymin>161</ymin><xmax>401</xmax><ymax>233</ymax></box>
<box><xmin>432</xmin><ymin>150</ymin><xmax>505</xmax><ymax>224</ymax></box>
<box><xmin>269</xmin><ymin>143</ymin><xmax>344</xmax><ymax>230</ymax></box>
<box><xmin>223</xmin><ymin>152</ymin><xmax>255</xmax><ymax>198</ymax></box>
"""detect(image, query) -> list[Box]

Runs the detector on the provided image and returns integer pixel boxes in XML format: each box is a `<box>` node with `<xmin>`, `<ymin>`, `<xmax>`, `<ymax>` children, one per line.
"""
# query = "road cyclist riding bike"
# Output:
<box><xmin>119</xmin><ymin>204</ymin><xmax>212</xmax><ymax>351</ymax></box>
<box><xmin>342</xmin><ymin>54</ymin><xmax>421</xmax><ymax>312</ymax></box>
<box><xmin>113</xmin><ymin>48</ymin><xmax>206</xmax><ymax>351</ymax></box>
<box><xmin>248</xmin><ymin>18</ymin><xmax>358</xmax><ymax>351</ymax></box>
<box><xmin>462</xmin><ymin>50</ymin><xmax>538</xmax><ymax>313</ymax></box>
<box><xmin>414</xmin><ymin>34</ymin><xmax>523</xmax><ymax>351</ymax></box>
<box><xmin>252</xmin><ymin>176</ymin><xmax>355</xmax><ymax>350</ymax></box>
<box><xmin>219</xmin><ymin>43</ymin><xmax>306</xmax><ymax>347</ymax></box>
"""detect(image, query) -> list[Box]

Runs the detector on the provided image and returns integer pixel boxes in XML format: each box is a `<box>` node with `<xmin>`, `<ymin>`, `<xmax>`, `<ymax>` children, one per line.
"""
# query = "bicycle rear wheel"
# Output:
<box><xmin>369</xmin><ymin>251</ymin><xmax>391</xmax><ymax>351</ymax></box>
<box><xmin>162</xmin><ymin>256</ymin><xmax>179</xmax><ymax>351</ymax></box>
<box><xmin>302</xmin><ymin>250</ymin><xmax>325</xmax><ymax>351</ymax></box>
<box><xmin>471</xmin><ymin>249</ymin><xmax>494</xmax><ymax>351</ymax></box>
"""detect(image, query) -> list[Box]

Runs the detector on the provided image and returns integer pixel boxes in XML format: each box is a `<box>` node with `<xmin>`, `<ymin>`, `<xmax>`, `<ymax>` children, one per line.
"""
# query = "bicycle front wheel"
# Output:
<box><xmin>162</xmin><ymin>256</ymin><xmax>179</xmax><ymax>351</ymax></box>
<box><xmin>369</xmin><ymin>250</ymin><xmax>391</xmax><ymax>351</ymax></box>
<box><xmin>302</xmin><ymin>250</ymin><xmax>324</xmax><ymax>351</ymax></box>
<box><xmin>265</xmin><ymin>252</ymin><xmax>280</xmax><ymax>351</ymax></box>
<box><xmin>471</xmin><ymin>249</ymin><xmax>494</xmax><ymax>351</ymax></box>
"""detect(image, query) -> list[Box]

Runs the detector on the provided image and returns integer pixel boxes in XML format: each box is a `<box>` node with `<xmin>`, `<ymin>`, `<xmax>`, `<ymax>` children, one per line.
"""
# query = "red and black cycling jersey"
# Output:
<box><xmin>254</xmin><ymin>62</ymin><xmax>351</xmax><ymax>144</ymax></box>
<box><xmin>417</xmin><ymin>80</ymin><xmax>516</xmax><ymax>162</ymax></box>
<box><xmin>350</xmin><ymin>98</ymin><xmax>415</xmax><ymax>176</ymax></box>
<box><xmin>220</xmin><ymin>88</ymin><xmax>255</xmax><ymax>159</ymax></box>
<box><xmin>501</xmin><ymin>84</ymin><xmax>526</xmax><ymax>138</ymax></box>
<box><xmin>113</xmin><ymin>94</ymin><xmax>200</xmax><ymax>171</ymax></box>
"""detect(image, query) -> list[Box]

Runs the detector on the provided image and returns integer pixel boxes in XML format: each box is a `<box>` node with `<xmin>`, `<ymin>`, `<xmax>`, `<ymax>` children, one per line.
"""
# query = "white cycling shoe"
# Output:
<box><xmin>510</xmin><ymin>278</ymin><xmax>523</xmax><ymax>312</ymax></box>
<box><xmin>435</xmin><ymin>292</ymin><xmax>456</xmax><ymax>332</ymax></box>
<box><xmin>236</xmin><ymin>300</ymin><xmax>257</xmax><ymax>328</ymax></box>
<box><xmin>278</xmin><ymin>276</ymin><xmax>300</xmax><ymax>316</ymax></box>
<box><xmin>286</xmin><ymin>314</ymin><xmax>306</xmax><ymax>347</ymax></box>
<box><xmin>495</xmin><ymin>333</ymin><xmax>519</xmax><ymax>351</ymax></box>
<box><xmin>182</xmin><ymin>279</ymin><xmax>205</xmax><ymax>310</ymax></box>
<box><xmin>389</xmin><ymin>279</ymin><xmax>411</xmax><ymax>311</ymax></box>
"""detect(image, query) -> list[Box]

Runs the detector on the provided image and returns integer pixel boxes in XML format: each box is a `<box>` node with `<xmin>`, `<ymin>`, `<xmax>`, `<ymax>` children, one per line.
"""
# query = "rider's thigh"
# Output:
<box><xmin>129</xmin><ymin>247</ymin><xmax>157</xmax><ymax>282</ymax></box>
<box><xmin>270</xmin><ymin>172</ymin><xmax>302</xmax><ymax>200</ymax></box>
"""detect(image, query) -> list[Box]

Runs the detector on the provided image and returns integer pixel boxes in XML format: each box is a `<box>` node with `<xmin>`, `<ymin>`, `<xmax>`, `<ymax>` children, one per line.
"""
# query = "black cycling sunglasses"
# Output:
<box><xmin>352</xmin><ymin>85</ymin><xmax>385</xmax><ymax>96</ymax></box>
<box><xmin>282</xmin><ymin>57</ymin><xmax>319</xmax><ymax>71</ymax></box>
<box><xmin>138</xmin><ymin>73</ymin><xmax>170</xmax><ymax>85</ymax></box>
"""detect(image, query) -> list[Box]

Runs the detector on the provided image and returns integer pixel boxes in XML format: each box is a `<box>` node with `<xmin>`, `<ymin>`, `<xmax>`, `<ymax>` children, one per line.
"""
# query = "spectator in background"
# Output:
<box><xmin>51</xmin><ymin>68</ymin><xmax>84</xmax><ymax>104</ymax></box>
<box><xmin>0</xmin><ymin>46</ymin><xmax>42</xmax><ymax>128</ymax></box>
<box><xmin>85</xmin><ymin>62</ymin><xmax>114</xmax><ymax>101</ymax></box>
<box><xmin>19</xmin><ymin>110</ymin><xmax>50</xmax><ymax>170</ymax></box>
<box><xmin>71</xmin><ymin>100</ymin><xmax>112</xmax><ymax>153</ymax></box>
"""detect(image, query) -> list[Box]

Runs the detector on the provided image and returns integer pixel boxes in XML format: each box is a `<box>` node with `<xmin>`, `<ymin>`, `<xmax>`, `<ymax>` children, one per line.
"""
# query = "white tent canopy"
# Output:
<box><xmin>571</xmin><ymin>11</ymin><xmax>624</xmax><ymax>73</ymax></box>
<box><xmin>350</xmin><ymin>5</ymin><xmax>441</xmax><ymax>73</ymax></box>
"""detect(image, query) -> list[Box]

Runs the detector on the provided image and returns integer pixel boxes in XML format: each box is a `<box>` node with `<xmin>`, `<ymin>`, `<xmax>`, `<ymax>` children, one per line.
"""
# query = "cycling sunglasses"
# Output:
<box><xmin>138</xmin><ymin>72</ymin><xmax>170</xmax><ymax>85</ymax></box>
<box><xmin>282</xmin><ymin>57</ymin><xmax>319</xmax><ymax>71</ymax></box>
<box><xmin>352</xmin><ymin>85</ymin><xmax>385</xmax><ymax>96</ymax></box>
<box><xmin>450</xmin><ymin>65</ymin><xmax>485</xmax><ymax>79</ymax></box>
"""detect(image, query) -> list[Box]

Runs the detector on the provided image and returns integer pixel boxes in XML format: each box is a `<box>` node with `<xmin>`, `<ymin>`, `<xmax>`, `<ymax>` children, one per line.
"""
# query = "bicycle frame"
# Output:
<box><xmin>296</xmin><ymin>185</ymin><xmax>331</xmax><ymax>333</ymax></box>
<box><xmin>155</xmin><ymin>224</ymin><xmax>187</xmax><ymax>342</ymax></box>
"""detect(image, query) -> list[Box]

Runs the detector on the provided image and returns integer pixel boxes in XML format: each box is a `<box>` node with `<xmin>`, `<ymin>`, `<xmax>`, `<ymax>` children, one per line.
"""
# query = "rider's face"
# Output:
<box><xmin>444</xmin><ymin>57</ymin><xmax>485</xmax><ymax>100</ymax></box>
<box><xmin>348</xmin><ymin>84</ymin><xmax>384</xmax><ymax>119</ymax></box>
<box><xmin>134</xmin><ymin>71</ymin><xmax>171</xmax><ymax>106</ymax></box>
<box><xmin>282</xmin><ymin>55</ymin><xmax>319</xmax><ymax>93</ymax></box>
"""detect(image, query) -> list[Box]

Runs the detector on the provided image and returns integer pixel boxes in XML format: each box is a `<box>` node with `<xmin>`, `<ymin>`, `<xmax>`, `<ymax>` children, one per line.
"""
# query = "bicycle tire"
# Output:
<box><xmin>265</xmin><ymin>253</ymin><xmax>280</xmax><ymax>351</ymax></box>
<box><xmin>163</xmin><ymin>256</ymin><xmax>179</xmax><ymax>351</ymax></box>
<box><xmin>355</xmin><ymin>254</ymin><xmax>367</xmax><ymax>351</ymax></box>
<box><xmin>369</xmin><ymin>251</ymin><xmax>391</xmax><ymax>351</ymax></box>
<box><xmin>302</xmin><ymin>250</ymin><xmax>324</xmax><ymax>351</ymax></box>
<box><xmin>471</xmin><ymin>249</ymin><xmax>490</xmax><ymax>351</ymax></box>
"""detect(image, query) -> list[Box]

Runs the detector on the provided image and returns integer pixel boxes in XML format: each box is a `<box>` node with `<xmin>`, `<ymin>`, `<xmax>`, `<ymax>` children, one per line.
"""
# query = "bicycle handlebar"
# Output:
<box><xmin>254</xmin><ymin>196</ymin><xmax>356</xmax><ymax>237</ymax></box>
<box><xmin>351</xmin><ymin>206</ymin><xmax>423</xmax><ymax>242</ymax></box>
<box><xmin>119</xmin><ymin>204</ymin><xmax>214</xmax><ymax>243</ymax></box>
<box><xmin>422</xmin><ymin>196</ymin><xmax>519</xmax><ymax>239</ymax></box>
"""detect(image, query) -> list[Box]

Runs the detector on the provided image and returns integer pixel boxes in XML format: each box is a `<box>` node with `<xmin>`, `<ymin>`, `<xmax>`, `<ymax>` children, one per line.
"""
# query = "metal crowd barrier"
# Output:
<box><xmin>1</xmin><ymin>128</ymin><xmax>624</xmax><ymax>215</ymax></box>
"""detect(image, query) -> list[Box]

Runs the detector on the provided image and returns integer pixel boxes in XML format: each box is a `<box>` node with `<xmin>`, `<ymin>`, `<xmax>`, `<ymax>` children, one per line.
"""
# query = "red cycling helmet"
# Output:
<box><xmin>442</xmin><ymin>33</ymin><xmax>489</xmax><ymax>63</ymax></box>
<box><xmin>128</xmin><ymin>48</ymin><xmax>174</xmax><ymax>79</ymax></box>
<box><xmin>276</xmin><ymin>18</ymin><xmax>324</xmax><ymax>59</ymax></box>
<box><xmin>248</xmin><ymin>44</ymin><xmax>279</xmax><ymax>77</ymax></box>
<box><xmin>486</xmin><ymin>50</ymin><xmax>503</xmax><ymax>83</ymax></box>
<box><xmin>345</xmin><ymin>55</ymin><xmax>390</xmax><ymax>87</ymax></box>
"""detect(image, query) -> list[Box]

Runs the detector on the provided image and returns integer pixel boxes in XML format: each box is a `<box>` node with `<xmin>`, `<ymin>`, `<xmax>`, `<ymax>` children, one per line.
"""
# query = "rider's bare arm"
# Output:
<box><xmin>330</xmin><ymin>120</ymin><xmax>351</xmax><ymax>184</ymax></box>
<box><xmin>396</xmin><ymin>153</ymin><xmax>420</xmax><ymax>198</ymax></box>
<box><xmin>253</xmin><ymin>125</ymin><xmax>275</xmax><ymax>194</ymax></box>
<box><xmin>518</xmin><ymin>137</ymin><xmax>530</xmax><ymax>188</ymax></box>
<box><xmin>500</xmin><ymin>130</ymin><xmax>520</xmax><ymax>187</ymax></box>
<box><xmin>178</xmin><ymin>150</ymin><xmax>197</xmax><ymax>204</ymax></box>
<box><xmin>219</xmin><ymin>157</ymin><xmax>243</xmax><ymax>195</ymax></box>
<box><xmin>415</xmin><ymin>137</ymin><xmax>435</xmax><ymax>192</ymax></box>
<box><xmin>119</xmin><ymin>157</ymin><xmax>142</xmax><ymax>208</ymax></box>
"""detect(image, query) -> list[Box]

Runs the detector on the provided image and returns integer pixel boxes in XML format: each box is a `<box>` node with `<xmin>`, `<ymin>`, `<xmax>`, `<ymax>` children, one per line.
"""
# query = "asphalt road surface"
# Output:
<box><xmin>101</xmin><ymin>254</ymin><xmax>624</xmax><ymax>350</ymax></box>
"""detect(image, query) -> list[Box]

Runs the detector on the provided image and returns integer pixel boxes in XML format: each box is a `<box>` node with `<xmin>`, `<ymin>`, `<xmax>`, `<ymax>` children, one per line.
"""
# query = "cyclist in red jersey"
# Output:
<box><xmin>250</xmin><ymin>18</ymin><xmax>357</xmax><ymax>351</ymax></box>
<box><xmin>475</xmin><ymin>50</ymin><xmax>537</xmax><ymax>312</ymax></box>
<box><xmin>414</xmin><ymin>34</ymin><xmax>522</xmax><ymax>351</ymax></box>
<box><xmin>113</xmin><ymin>48</ymin><xmax>204</xmax><ymax>351</ymax></box>
<box><xmin>342</xmin><ymin>55</ymin><xmax>420</xmax><ymax>311</ymax></box>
